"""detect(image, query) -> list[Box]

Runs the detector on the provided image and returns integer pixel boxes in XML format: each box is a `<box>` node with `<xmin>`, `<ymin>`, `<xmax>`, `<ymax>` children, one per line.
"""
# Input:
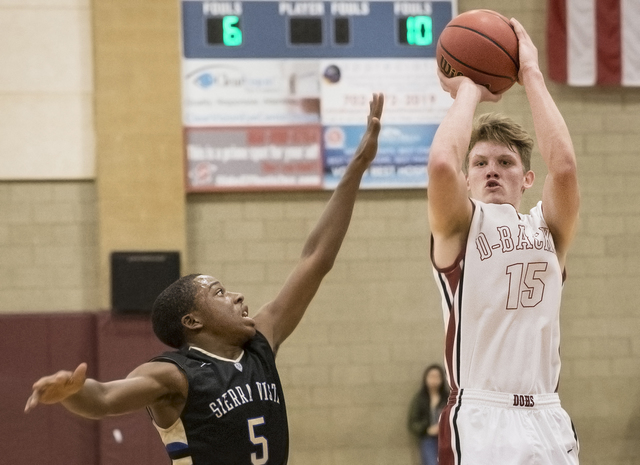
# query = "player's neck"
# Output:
<box><xmin>187</xmin><ymin>336</ymin><xmax>245</xmax><ymax>360</ymax></box>
<box><xmin>473</xmin><ymin>196</ymin><xmax>521</xmax><ymax>211</ymax></box>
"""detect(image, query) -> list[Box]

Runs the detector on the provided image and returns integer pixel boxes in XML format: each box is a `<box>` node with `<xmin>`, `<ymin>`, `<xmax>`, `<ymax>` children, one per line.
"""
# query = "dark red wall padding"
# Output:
<box><xmin>0</xmin><ymin>311</ymin><xmax>170</xmax><ymax>465</ymax></box>
<box><xmin>0</xmin><ymin>313</ymin><xmax>98</xmax><ymax>465</ymax></box>
<box><xmin>94</xmin><ymin>312</ymin><xmax>169</xmax><ymax>465</ymax></box>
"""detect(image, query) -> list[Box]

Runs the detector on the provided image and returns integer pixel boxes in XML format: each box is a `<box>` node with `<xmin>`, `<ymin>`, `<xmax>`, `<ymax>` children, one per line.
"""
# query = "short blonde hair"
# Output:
<box><xmin>464</xmin><ymin>113</ymin><xmax>534</xmax><ymax>174</ymax></box>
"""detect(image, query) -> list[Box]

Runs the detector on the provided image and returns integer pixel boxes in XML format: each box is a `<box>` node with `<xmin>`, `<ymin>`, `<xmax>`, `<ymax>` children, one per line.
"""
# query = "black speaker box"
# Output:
<box><xmin>111</xmin><ymin>251</ymin><xmax>180</xmax><ymax>314</ymax></box>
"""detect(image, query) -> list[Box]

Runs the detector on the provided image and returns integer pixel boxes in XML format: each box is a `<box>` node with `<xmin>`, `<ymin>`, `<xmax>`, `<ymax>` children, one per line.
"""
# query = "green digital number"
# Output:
<box><xmin>406</xmin><ymin>15</ymin><xmax>432</xmax><ymax>46</ymax></box>
<box><xmin>223</xmin><ymin>15</ymin><xmax>242</xmax><ymax>46</ymax></box>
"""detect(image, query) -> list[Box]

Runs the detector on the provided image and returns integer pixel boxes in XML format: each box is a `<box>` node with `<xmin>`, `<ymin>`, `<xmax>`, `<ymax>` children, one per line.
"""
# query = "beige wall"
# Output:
<box><xmin>0</xmin><ymin>0</ymin><xmax>94</xmax><ymax>179</ymax></box>
<box><xmin>0</xmin><ymin>0</ymin><xmax>639</xmax><ymax>464</ymax></box>
<box><xmin>0</xmin><ymin>0</ymin><xmax>98</xmax><ymax>311</ymax></box>
<box><xmin>0</xmin><ymin>181</ymin><xmax>98</xmax><ymax>311</ymax></box>
<box><xmin>92</xmin><ymin>0</ymin><xmax>187</xmax><ymax>306</ymax></box>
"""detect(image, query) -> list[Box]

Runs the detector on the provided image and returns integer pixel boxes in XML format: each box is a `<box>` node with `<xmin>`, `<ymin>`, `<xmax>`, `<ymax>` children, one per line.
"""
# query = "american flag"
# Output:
<box><xmin>546</xmin><ymin>0</ymin><xmax>640</xmax><ymax>86</ymax></box>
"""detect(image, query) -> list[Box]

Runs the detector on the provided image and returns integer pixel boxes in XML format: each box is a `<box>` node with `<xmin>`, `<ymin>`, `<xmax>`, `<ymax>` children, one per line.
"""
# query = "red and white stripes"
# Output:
<box><xmin>547</xmin><ymin>0</ymin><xmax>640</xmax><ymax>86</ymax></box>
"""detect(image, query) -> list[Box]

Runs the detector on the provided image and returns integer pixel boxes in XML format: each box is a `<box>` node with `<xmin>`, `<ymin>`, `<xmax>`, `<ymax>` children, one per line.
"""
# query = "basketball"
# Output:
<box><xmin>436</xmin><ymin>9</ymin><xmax>519</xmax><ymax>94</ymax></box>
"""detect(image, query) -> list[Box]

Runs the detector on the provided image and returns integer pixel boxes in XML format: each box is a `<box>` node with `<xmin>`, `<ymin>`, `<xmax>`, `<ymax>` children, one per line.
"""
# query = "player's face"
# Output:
<box><xmin>466</xmin><ymin>141</ymin><xmax>534</xmax><ymax>209</ymax></box>
<box><xmin>193</xmin><ymin>275</ymin><xmax>256</xmax><ymax>342</ymax></box>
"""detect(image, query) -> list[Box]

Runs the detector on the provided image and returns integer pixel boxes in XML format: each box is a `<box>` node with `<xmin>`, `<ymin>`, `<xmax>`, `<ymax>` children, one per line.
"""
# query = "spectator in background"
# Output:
<box><xmin>408</xmin><ymin>364</ymin><xmax>449</xmax><ymax>465</ymax></box>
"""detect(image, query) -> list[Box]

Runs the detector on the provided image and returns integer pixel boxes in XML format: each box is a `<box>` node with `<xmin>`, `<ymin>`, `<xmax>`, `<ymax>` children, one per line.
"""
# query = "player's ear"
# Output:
<box><xmin>182</xmin><ymin>313</ymin><xmax>203</xmax><ymax>330</ymax></box>
<box><xmin>522</xmin><ymin>170</ymin><xmax>535</xmax><ymax>191</ymax></box>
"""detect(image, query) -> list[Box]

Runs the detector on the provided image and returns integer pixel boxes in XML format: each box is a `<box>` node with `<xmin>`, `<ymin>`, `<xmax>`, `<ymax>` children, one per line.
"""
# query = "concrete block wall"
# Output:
<box><xmin>0</xmin><ymin>0</ymin><xmax>638</xmax><ymax>464</ymax></box>
<box><xmin>0</xmin><ymin>0</ymin><xmax>98</xmax><ymax>313</ymax></box>
<box><xmin>0</xmin><ymin>182</ymin><xmax>98</xmax><ymax>312</ymax></box>
<box><xmin>92</xmin><ymin>0</ymin><xmax>186</xmax><ymax>307</ymax></box>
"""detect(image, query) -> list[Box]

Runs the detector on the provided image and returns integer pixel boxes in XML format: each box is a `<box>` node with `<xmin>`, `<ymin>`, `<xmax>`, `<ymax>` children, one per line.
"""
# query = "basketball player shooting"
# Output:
<box><xmin>428</xmin><ymin>18</ymin><xmax>580</xmax><ymax>465</ymax></box>
<box><xmin>24</xmin><ymin>94</ymin><xmax>384</xmax><ymax>465</ymax></box>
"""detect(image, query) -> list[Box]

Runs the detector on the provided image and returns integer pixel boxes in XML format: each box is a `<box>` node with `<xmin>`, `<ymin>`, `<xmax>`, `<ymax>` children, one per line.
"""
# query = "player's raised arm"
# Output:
<box><xmin>253</xmin><ymin>93</ymin><xmax>383</xmax><ymax>353</ymax></box>
<box><xmin>512</xmin><ymin>18</ymin><xmax>579</xmax><ymax>267</ymax></box>
<box><xmin>25</xmin><ymin>362</ymin><xmax>187</xmax><ymax>421</ymax></box>
<box><xmin>427</xmin><ymin>74</ymin><xmax>499</xmax><ymax>268</ymax></box>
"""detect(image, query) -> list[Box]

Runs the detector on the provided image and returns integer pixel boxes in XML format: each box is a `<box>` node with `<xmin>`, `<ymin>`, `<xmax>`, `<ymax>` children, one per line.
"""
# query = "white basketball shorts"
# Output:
<box><xmin>439</xmin><ymin>389</ymin><xmax>579</xmax><ymax>465</ymax></box>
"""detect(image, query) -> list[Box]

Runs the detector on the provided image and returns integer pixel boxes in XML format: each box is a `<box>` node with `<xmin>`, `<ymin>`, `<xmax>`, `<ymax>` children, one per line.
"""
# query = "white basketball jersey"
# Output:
<box><xmin>432</xmin><ymin>200</ymin><xmax>563</xmax><ymax>394</ymax></box>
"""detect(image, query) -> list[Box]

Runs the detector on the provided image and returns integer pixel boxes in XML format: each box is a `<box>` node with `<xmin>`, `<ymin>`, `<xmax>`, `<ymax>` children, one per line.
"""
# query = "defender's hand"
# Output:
<box><xmin>25</xmin><ymin>363</ymin><xmax>88</xmax><ymax>412</ymax></box>
<box><xmin>353</xmin><ymin>93</ymin><xmax>384</xmax><ymax>166</ymax></box>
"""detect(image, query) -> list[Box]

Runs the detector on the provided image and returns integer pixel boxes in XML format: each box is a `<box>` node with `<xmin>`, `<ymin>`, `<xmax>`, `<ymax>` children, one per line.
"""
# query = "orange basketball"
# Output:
<box><xmin>436</xmin><ymin>9</ymin><xmax>519</xmax><ymax>94</ymax></box>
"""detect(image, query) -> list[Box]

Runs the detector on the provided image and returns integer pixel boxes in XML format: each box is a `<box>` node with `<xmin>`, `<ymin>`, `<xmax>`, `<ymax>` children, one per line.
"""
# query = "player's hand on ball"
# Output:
<box><xmin>25</xmin><ymin>363</ymin><xmax>88</xmax><ymax>412</ymax></box>
<box><xmin>510</xmin><ymin>18</ymin><xmax>540</xmax><ymax>84</ymax></box>
<box><xmin>437</xmin><ymin>70</ymin><xmax>501</xmax><ymax>103</ymax></box>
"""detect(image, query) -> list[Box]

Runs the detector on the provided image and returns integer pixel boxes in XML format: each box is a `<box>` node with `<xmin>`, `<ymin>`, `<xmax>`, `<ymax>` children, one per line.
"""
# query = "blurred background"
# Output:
<box><xmin>0</xmin><ymin>1</ymin><xmax>638</xmax><ymax>464</ymax></box>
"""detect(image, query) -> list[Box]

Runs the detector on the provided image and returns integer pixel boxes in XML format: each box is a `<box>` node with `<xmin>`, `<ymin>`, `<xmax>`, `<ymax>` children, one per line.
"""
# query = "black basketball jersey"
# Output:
<box><xmin>150</xmin><ymin>331</ymin><xmax>289</xmax><ymax>465</ymax></box>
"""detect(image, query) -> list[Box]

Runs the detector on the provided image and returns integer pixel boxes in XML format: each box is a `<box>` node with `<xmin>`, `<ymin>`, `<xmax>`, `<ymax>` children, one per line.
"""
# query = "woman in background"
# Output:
<box><xmin>408</xmin><ymin>364</ymin><xmax>449</xmax><ymax>465</ymax></box>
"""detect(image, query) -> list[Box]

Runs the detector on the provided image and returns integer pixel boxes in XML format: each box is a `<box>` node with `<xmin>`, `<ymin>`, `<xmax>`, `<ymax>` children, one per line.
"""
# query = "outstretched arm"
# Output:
<box><xmin>427</xmin><ymin>73</ymin><xmax>500</xmax><ymax>268</ymax></box>
<box><xmin>25</xmin><ymin>362</ymin><xmax>187</xmax><ymax>421</ymax></box>
<box><xmin>254</xmin><ymin>93</ymin><xmax>384</xmax><ymax>352</ymax></box>
<box><xmin>512</xmin><ymin>18</ymin><xmax>579</xmax><ymax>268</ymax></box>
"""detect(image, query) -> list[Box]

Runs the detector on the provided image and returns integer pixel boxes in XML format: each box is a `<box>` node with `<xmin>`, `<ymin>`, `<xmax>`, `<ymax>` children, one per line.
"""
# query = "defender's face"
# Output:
<box><xmin>192</xmin><ymin>275</ymin><xmax>255</xmax><ymax>341</ymax></box>
<box><xmin>466</xmin><ymin>141</ymin><xmax>534</xmax><ymax>209</ymax></box>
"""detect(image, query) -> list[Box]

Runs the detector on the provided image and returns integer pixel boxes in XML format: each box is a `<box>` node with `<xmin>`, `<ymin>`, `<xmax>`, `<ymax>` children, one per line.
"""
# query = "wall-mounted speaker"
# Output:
<box><xmin>111</xmin><ymin>251</ymin><xmax>180</xmax><ymax>314</ymax></box>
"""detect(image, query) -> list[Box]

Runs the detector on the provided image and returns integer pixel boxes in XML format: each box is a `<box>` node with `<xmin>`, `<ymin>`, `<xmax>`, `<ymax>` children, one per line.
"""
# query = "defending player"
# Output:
<box><xmin>427</xmin><ymin>19</ymin><xmax>580</xmax><ymax>465</ymax></box>
<box><xmin>25</xmin><ymin>93</ymin><xmax>384</xmax><ymax>465</ymax></box>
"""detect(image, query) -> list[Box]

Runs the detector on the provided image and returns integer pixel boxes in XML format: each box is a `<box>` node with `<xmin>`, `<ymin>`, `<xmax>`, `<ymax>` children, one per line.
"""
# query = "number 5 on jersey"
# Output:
<box><xmin>248</xmin><ymin>417</ymin><xmax>269</xmax><ymax>465</ymax></box>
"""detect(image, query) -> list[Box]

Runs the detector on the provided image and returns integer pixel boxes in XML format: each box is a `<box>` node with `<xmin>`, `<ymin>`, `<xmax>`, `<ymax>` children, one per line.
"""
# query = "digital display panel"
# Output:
<box><xmin>181</xmin><ymin>1</ymin><xmax>457</xmax><ymax>192</ymax></box>
<box><xmin>333</xmin><ymin>17</ymin><xmax>350</xmax><ymax>44</ymax></box>
<box><xmin>289</xmin><ymin>17</ymin><xmax>323</xmax><ymax>44</ymax></box>
<box><xmin>397</xmin><ymin>15</ymin><xmax>433</xmax><ymax>45</ymax></box>
<box><xmin>206</xmin><ymin>15</ymin><xmax>242</xmax><ymax>46</ymax></box>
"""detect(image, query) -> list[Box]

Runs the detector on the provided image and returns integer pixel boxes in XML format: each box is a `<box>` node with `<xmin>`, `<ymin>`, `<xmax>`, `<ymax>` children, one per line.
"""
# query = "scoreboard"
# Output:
<box><xmin>181</xmin><ymin>0</ymin><xmax>457</xmax><ymax>191</ymax></box>
<box><xmin>201</xmin><ymin>4</ymin><xmax>434</xmax><ymax>49</ymax></box>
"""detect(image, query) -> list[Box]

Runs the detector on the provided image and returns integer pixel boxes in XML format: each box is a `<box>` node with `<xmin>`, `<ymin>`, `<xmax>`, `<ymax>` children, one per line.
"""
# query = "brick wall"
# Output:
<box><xmin>0</xmin><ymin>182</ymin><xmax>98</xmax><ymax>312</ymax></box>
<box><xmin>0</xmin><ymin>0</ymin><xmax>98</xmax><ymax>313</ymax></box>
